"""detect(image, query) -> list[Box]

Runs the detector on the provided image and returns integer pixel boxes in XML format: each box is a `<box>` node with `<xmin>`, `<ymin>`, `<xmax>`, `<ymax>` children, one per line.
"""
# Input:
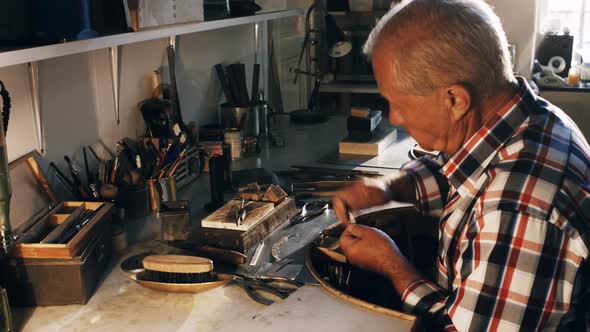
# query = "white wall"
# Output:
<box><xmin>487</xmin><ymin>0</ymin><xmax>537</xmax><ymax>79</ymax></box>
<box><xmin>0</xmin><ymin>25</ymin><xmax>258</xmax><ymax>167</ymax></box>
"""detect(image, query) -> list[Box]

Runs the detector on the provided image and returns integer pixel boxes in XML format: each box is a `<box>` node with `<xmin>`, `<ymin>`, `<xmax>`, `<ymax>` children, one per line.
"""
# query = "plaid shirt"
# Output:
<box><xmin>380</xmin><ymin>78</ymin><xmax>590</xmax><ymax>331</ymax></box>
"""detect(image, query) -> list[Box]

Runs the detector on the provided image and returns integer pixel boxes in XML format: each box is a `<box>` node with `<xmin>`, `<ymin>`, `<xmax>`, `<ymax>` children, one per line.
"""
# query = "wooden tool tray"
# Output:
<box><xmin>9</xmin><ymin>151</ymin><xmax>113</xmax><ymax>259</ymax></box>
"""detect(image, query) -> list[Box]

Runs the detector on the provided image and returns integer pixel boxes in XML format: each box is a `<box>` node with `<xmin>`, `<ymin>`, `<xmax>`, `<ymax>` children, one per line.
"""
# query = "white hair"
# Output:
<box><xmin>364</xmin><ymin>0</ymin><xmax>515</xmax><ymax>101</ymax></box>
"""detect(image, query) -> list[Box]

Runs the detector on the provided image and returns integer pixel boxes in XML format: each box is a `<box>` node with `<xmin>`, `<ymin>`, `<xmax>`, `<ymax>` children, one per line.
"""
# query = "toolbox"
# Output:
<box><xmin>1</xmin><ymin>151</ymin><xmax>114</xmax><ymax>306</ymax></box>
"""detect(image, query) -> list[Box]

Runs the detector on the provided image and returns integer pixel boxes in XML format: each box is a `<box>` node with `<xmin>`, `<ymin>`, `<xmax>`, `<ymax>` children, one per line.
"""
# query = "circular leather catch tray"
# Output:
<box><xmin>306</xmin><ymin>207</ymin><xmax>437</xmax><ymax>320</ymax></box>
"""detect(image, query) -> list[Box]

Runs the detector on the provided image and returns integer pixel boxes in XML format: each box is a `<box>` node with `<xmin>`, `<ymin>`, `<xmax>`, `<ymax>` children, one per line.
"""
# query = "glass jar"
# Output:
<box><xmin>580</xmin><ymin>63</ymin><xmax>590</xmax><ymax>83</ymax></box>
<box><xmin>567</xmin><ymin>65</ymin><xmax>581</xmax><ymax>86</ymax></box>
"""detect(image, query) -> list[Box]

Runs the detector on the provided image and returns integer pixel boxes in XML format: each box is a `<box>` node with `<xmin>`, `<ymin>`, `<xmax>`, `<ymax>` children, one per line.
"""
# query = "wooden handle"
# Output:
<box><xmin>143</xmin><ymin>255</ymin><xmax>213</xmax><ymax>273</ymax></box>
<box><xmin>26</xmin><ymin>157</ymin><xmax>58</xmax><ymax>203</ymax></box>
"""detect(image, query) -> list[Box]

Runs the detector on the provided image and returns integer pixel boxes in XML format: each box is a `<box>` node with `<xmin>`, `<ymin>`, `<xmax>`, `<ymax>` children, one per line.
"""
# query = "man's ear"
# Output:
<box><xmin>444</xmin><ymin>84</ymin><xmax>472</xmax><ymax>121</ymax></box>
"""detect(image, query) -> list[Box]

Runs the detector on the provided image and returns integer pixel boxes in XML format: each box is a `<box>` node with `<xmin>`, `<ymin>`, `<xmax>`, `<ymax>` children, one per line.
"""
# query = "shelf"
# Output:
<box><xmin>328</xmin><ymin>11</ymin><xmax>387</xmax><ymax>16</ymax></box>
<box><xmin>0</xmin><ymin>9</ymin><xmax>303</xmax><ymax>68</ymax></box>
<box><xmin>319</xmin><ymin>82</ymin><xmax>379</xmax><ymax>94</ymax></box>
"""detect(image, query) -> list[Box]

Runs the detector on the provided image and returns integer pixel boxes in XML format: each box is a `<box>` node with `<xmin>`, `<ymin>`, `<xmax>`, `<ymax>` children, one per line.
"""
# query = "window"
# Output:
<box><xmin>541</xmin><ymin>0</ymin><xmax>590</xmax><ymax>59</ymax></box>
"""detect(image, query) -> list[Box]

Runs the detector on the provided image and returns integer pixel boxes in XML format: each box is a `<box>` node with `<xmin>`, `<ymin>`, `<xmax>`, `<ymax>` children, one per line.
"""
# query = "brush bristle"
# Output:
<box><xmin>141</xmin><ymin>270</ymin><xmax>214</xmax><ymax>284</ymax></box>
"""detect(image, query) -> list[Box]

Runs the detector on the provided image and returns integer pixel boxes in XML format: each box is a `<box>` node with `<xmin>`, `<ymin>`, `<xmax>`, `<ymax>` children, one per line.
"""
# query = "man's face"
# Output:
<box><xmin>373</xmin><ymin>47</ymin><xmax>454</xmax><ymax>152</ymax></box>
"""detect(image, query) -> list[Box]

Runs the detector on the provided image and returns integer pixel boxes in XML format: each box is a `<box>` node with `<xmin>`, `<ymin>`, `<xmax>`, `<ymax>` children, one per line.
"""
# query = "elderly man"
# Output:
<box><xmin>333</xmin><ymin>0</ymin><xmax>590</xmax><ymax>330</ymax></box>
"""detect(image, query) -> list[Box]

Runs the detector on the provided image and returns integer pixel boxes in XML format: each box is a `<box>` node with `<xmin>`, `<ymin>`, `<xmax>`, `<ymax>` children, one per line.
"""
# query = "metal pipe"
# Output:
<box><xmin>109</xmin><ymin>46</ymin><xmax>120</xmax><ymax>125</ymax></box>
<box><xmin>28</xmin><ymin>62</ymin><xmax>44</xmax><ymax>154</ymax></box>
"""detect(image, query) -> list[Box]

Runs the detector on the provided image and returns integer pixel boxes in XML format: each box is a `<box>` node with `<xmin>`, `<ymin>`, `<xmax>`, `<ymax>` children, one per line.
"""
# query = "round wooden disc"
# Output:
<box><xmin>143</xmin><ymin>255</ymin><xmax>213</xmax><ymax>273</ymax></box>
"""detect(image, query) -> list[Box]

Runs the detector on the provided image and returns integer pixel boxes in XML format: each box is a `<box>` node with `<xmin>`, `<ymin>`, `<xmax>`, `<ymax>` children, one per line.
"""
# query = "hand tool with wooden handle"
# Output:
<box><xmin>25</xmin><ymin>156</ymin><xmax>58</xmax><ymax>203</ymax></box>
<box><xmin>41</xmin><ymin>203</ymin><xmax>86</xmax><ymax>244</ymax></box>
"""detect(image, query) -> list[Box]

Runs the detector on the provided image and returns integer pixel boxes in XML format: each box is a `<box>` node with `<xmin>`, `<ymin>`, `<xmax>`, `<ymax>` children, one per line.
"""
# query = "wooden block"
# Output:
<box><xmin>262</xmin><ymin>185</ymin><xmax>287</xmax><ymax>203</ymax></box>
<box><xmin>202</xmin><ymin>200</ymin><xmax>275</xmax><ymax>231</ymax></box>
<box><xmin>201</xmin><ymin>198</ymin><xmax>297</xmax><ymax>252</ymax></box>
<box><xmin>339</xmin><ymin>126</ymin><xmax>397</xmax><ymax>156</ymax></box>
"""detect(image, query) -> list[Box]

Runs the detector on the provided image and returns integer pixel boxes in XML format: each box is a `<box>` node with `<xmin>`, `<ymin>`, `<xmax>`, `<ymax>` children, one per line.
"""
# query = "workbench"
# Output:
<box><xmin>13</xmin><ymin>115</ymin><xmax>417</xmax><ymax>332</ymax></box>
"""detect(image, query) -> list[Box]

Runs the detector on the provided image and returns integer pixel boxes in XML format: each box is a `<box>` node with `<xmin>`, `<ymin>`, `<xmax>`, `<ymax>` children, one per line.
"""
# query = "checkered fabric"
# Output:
<box><xmin>378</xmin><ymin>78</ymin><xmax>590</xmax><ymax>331</ymax></box>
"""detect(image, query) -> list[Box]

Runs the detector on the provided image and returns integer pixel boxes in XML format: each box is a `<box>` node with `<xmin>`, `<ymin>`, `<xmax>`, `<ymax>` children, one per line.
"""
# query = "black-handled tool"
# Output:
<box><xmin>251</xmin><ymin>63</ymin><xmax>260</xmax><ymax>104</ymax></box>
<box><xmin>215</xmin><ymin>64</ymin><xmax>236</xmax><ymax>106</ymax></box>
<box><xmin>64</xmin><ymin>156</ymin><xmax>90</xmax><ymax>199</ymax></box>
<box><xmin>49</xmin><ymin>162</ymin><xmax>79</xmax><ymax>199</ymax></box>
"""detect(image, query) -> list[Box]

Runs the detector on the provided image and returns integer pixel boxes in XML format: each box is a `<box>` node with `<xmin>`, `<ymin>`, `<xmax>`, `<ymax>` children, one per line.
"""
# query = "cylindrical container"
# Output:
<box><xmin>581</xmin><ymin>63</ymin><xmax>590</xmax><ymax>83</ymax></box>
<box><xmin>253</xmin><ymin>101</ymin><xmax>270</xmax><ymax>136</ymax></box>
<box><xmin>224</xmin><ymin>129</ymin><xmax>242</xmax><ymax>160</ymax></box>
<box><xmin>119</xmin><ymin>186</ymin><xmax>151</xmax><ymax>219</ymax></box>
<box><xmin>568</xmin><ymin>65</ymin><xmax>581</xmax><ymax>86</ymax></box>
<box><xmin>245</xmin><ymin>106</ymin><xmax>260</xmax><ymax>137</ymax></box>
<box><xmin>220</xmin><ymin>103</ymin><xmax>249</xmax><ymax>131</ymax></box>
<box><xmin>147</xmin><ymin>176</ymin><xmax>177</xmax><ymax>212</ymax></box>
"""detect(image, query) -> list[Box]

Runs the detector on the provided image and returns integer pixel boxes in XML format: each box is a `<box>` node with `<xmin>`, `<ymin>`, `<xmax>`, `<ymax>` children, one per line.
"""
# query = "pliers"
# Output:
<box><xmin>233</xmin><ymin>273</ymin><xmax>300</xmax><ymax>306</ymax></box>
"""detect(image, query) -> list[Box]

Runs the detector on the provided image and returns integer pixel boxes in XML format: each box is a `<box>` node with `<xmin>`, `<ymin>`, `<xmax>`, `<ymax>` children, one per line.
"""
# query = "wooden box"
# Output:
<box><xmin>1</xmin><ymin>152</ymin><xmax>114</xmax><ymax>306</ymax></box>
<box><xmin>200</xmin><ymin>198</ymin><xmax>297</xmax><ymax>252</ymax></box>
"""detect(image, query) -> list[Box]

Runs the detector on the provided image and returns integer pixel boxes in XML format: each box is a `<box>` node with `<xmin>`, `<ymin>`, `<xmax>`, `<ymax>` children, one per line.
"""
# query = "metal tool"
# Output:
<box><xmin>233</xmin><ymin>273</ymin><xmax>299</xmax><ymax>306</ymax></box>
<box><xmin>348</xmin><ymin>211</ymin><xmax>357</xmax><ymax>224</ymax></box>
<box><xmin>249</xmin><ymin>241</ymin><xmax>264</xmax><ymax>266</ymax></box>
<box><xmin>236</xmin><ymin>198</ymin><xmax>247</xmax><ymax>226</ymax></box>
<box><xmin>290</xmin><ymin>200</ymin><xmax>329</xmax><ymax>225</ymax></box>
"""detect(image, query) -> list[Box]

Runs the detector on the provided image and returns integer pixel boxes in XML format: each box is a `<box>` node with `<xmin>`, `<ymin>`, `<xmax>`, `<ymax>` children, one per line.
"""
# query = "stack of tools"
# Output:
<box><xmin>49</xmin><ymin>138</ymin><xmax>197</xmax><ymax>216</ymax></box>
<box><xmin>38</xmin><ymin>203</ymin><xmax>106</xmax><ymax>245</ymax></box>
<box><xmin>339</xmin><ymin>108</ymin><xmax>398</xmax><ymax>156</ymax></box>
<box><xmin>274</xmin><ymin>165</ymin><xmax>380</xmax><ymax>202</ymax></box>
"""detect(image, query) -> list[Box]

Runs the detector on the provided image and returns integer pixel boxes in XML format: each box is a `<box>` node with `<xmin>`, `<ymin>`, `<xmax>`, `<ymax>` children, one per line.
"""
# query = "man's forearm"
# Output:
<box><xmin>382</xmin><ymin>249</ymin><xmax>423</xmax><ymax>296</ymax></box>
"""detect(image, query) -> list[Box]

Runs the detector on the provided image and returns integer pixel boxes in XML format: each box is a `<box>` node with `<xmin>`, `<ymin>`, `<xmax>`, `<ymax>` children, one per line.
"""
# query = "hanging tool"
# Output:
<box><xmin>167</xmin><ymin>36</ymin><xmax>185</xmax><ymax>127</ymax></box>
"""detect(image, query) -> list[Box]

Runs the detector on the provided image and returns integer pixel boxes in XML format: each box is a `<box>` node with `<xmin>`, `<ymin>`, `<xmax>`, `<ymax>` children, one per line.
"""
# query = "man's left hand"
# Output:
<box><xmin>339</xmin><ymin>224</ymin><xmax>422</xmax><ymax>295</ymax></box>
<box><xmin>339</xmin><ymin>224</ymin><xmax>401</xmax><ymax>279</ymax></box>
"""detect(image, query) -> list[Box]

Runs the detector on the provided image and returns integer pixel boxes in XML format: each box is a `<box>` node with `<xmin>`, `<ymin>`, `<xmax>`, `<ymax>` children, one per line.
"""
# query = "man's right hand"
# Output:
<box><xmin>333</xmin><ymin>182</ymin><xmax>390</xmax><ymax>224</ymax></box>
<box><xmin>332</xmin><ymin>174</ymin><xmax>416</xmax><ymax>224</ymax></box>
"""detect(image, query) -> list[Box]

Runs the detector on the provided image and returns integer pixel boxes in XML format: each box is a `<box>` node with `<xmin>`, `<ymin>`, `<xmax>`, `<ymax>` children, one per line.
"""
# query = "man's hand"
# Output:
<box><xmin>339</xmin><ymin>223</ymin><xmax>421</xmax><ymax>295</ymax></box>
<box><xmin>339</xmin><ymin>224</ymin><xmax>400</xmax><ymax>278</ymax></box>
<box><xmin>332</xmin><ymin>174</ymin><xmax>416</xmax><ymax>225</ymax></box>
<box><xmin>332</xmin><ymin>182</ymin><xmax>390</xmax><ymax>224</ymax></box>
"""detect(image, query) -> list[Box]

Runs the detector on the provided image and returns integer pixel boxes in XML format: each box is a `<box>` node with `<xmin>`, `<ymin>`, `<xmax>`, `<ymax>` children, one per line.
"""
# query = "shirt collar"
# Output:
<box><xmin>442</xmin><ymin>77</ymin><xmax>537</xmax><ymax>197</ymax></box>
